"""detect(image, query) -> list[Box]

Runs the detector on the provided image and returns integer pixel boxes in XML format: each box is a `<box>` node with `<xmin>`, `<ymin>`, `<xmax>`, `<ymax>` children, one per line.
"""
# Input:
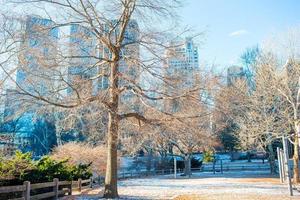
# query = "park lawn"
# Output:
<box><xmin>174</xmin><ymin>193</ymin><xmax>297</xmax><ymax>200</ymax></box>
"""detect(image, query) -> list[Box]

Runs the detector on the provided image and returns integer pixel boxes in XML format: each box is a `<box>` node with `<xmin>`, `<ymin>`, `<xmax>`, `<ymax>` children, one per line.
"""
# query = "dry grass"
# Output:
<box><xmin>234</xmin><ymin>177</ymin><xmax>280</xmax><ymax>184</ymax></box>
<box><xmin>174</xmin><ymin>194</ymin><xmax>297</xmax><ymax>200</ymax></box>
<box><xmin>174</xmin><ymin>177</ymin><xmax>298</xmax><ymax>200</ymax></box>
<box><xmin>59</xmin><ymin>174</ymin><xmax>300</xmax><ymax>200</ymax></box>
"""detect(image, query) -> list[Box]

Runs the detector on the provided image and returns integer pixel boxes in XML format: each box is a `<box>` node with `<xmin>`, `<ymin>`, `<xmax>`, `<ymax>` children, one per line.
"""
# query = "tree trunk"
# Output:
<box><xmin>230</xmin><ymin>151</ymin><xmax>234</xmax><ymax>162</ymax></box>
<box><xmin>247</xmin><ymin>151</ymin><xmax>251</xmax><ymax>162</ymax></box>
<box><xmin>267</xmin><ymin>143</ymin><xmax>276</xmax><ymax>175</ymax></box>
<box><xmin>104</xmin><ymin>58</ymin><xmax>120</xmax><ymax>199</ymax></box>
<box><xmin>55</xmin><ymin>128</ymin><xmax>62</xmax><ymax>146</ymax></box>
<box><xmin>146</xmin><ymin>149</ymin><xmax>153</xmax><ymax>173</ymax></box>
<box><xmin>184</xmin><ymin>154</ymin><xmax>191</xmax><ymax>177</ymax></box>
<box><xmin>103</xmin><ymin>112</ymin><xmax>119</xmax><ymax>198</ymax></box>
<box><xmin>293</xmin><ymin>122</ymin><xmax>300</xmax><ymax>183</ymax></box>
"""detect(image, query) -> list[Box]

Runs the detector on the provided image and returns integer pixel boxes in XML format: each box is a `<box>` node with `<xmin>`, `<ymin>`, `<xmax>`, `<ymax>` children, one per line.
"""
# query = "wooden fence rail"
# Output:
<box><xmin>0</xmin><ymin>177</ymin><xmax>93</xmax><ymax>200</ymax></box>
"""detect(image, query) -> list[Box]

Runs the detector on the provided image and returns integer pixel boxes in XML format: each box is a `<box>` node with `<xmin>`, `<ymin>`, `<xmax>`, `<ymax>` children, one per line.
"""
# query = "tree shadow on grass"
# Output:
<box><xmin>159</xmin><ymin>171</ymin><xmax>278</xmax><ymax>180</ymax></box>
<box><xmin>59</xmin><ymin>187</ymin><xmax>151</xmax><ymax>200</ymax></box>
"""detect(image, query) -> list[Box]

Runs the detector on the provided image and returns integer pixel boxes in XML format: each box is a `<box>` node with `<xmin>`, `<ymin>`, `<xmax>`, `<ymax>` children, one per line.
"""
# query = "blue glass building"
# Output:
<box><xmin>3</xmin><ymin>16</ymin><xmax>59</xmax><ymax>156</ymax></box>
<box><xmin>68</xmin><ymin>24</ymin><xmax>98</xmax><ymax>96</ymax></box>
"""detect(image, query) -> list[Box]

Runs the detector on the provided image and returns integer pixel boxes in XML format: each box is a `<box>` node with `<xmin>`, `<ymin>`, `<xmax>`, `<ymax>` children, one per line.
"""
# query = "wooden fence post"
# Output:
<box><xmin>188</xmin><ymin>157</ymin><xmax>191</xmax><ymax>178</ymax></box>
<box><xmin>90</xmin><ymin>177</ymin><xmax>93</xmax><ymax>188</ymax></box>
<box><xmin>53</xmin><ymin>178</ymin><xmax>59</xmax><ymax>199</ymax></box>
<box><xmin>23</xmin><ymin>181</ymin><xmax>30</xmax><ymax>200</ymax></box>
<box><xmin>220</xmin><ymin>159</ymin><xmax>223</xmax><ymax>174</ymax></box>
<box><xmin>78</xmin><ymin>178</ymin><xmax>82</xmax><ymax>192</ymax></box>
<box><xmin>69</xmin><ymin>181</ymin><xmax>72</xmax><ymax>195</ymax></box>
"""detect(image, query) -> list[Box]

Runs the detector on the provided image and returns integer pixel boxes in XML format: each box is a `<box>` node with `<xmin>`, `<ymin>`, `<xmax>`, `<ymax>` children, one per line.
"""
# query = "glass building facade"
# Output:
<box><xmin>3</xmin><ymin>16</ymin><xmax>59</xmax><ymax>156</ymax></box>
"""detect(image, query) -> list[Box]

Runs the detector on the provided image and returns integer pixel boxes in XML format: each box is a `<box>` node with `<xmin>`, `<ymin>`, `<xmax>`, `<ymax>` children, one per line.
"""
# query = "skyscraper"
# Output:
<box><xmin>68</xmin><ymin>24</ymin><xmax>97</xmax><ymax>96</ymax></box>
<box><xmin>167</xmin><ymin>37</ymin><xmax>199</xmax><ymax>67</ymax></box>
<box><xmin>98</xmin><ymin>19</ymin><xmax>140</xmax><ymax>88</ymax></box>
<box><xmin>164</xmin><ymin>37</ymin><xmax>200</xmax><ymax>112</ymax></box>
<box><xmin>17</xmin><ymin>16</ymin><xmax>59</xmax><ymax>95</ymax></box>
<box><xmin>3</xmin><ymin>16</ymin><xmax>59</xmax><ymax>155</ymax></box>
<box><xmin>117</xmin><ymin>20</ymin><xmax>140</xmax><ymax>105</ymax></box>
<box><xmin>96</xmin><ymin>20</ymin><xmax>140</xmax><ymax>111</ymax></box>
<box><xmin>67</xmin><ymin>20</ymin><xmax>140</xmax><ymax>99</ymax></box>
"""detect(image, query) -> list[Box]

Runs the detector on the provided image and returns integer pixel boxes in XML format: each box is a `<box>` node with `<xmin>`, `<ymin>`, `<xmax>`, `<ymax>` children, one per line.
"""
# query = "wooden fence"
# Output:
<box><xmin>0</xmin><ymin>177</ymin><xmax>93</xmax><ymax>200</ymax></box>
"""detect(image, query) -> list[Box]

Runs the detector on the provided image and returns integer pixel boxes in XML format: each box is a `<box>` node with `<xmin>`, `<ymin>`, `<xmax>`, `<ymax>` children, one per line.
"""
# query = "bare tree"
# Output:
<box><xmin>217</xmin><ymin>50</ymin><xmax>300</xmax><ymax>177</ymax></box>
<box><xmin>276</xmin><ymin>58</ymin><xmax>300</xmax><ymax>183</ymax></box>
<box><xmin>0</xmin><ymin>0</ymin><xmax>207</xmax><ymax>198</ymax></box>
<box><xmin>236</xmin><ymin>56</ymin><xmax>289</xmax><ymax>174</ymax></box>
<box><xmin>263</xmin><ymin>29</ymin><xmax>300</xmax><ymax>182</ymax></box>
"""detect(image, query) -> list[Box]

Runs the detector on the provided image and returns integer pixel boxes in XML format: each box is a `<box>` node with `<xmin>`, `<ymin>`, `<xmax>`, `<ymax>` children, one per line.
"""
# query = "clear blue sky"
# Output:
<box><xmin>180</xmin><ymin>0</ymin><xmax>300</xmax><ymax>69</ymax></box>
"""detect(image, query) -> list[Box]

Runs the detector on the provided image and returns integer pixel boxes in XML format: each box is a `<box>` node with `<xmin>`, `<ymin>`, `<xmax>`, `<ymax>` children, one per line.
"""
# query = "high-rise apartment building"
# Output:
<box><xmin>164</xmin><ymin>37</ymin><xmax>200</xmax><ymax>112</ymax></box>
<box><xmin>166</xmin><ymin>37</ymin><xmax>199</xmax><ymax>70</ymax></box>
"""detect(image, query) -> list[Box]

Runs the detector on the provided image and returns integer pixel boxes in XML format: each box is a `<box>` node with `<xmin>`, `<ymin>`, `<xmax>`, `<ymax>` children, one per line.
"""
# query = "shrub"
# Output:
<box><xmin>23</xmin><ymin>156</ymin><xmax>91</xmax><ymax>183</ymax></box>
<box><xmin>164</xmin><ymin>156</ymin><xmax>203</xmax><ymax>170</ymax></box>
<box><xmin>0</xmin><ymin>151</ymin><xmax>34</xmax><ymax>185</ymax></box>
<box><xmin>51</xmin><ymin>142</ymin><xmax>109</xmax><ymax>176</ymax></box>
<box><xmin>203</xmin><ymin>150</ymin><xmax>215</xmax><ymax>163</ymax></box>
<box><xmin>0</xmin><ymin>151</ymin><xmax>92</xmax><ymax>186</ymax></box>
<box><xmin>191</xmin><ymin>157</ymin><xmax>202</xmax><ymax>168</ymax></box>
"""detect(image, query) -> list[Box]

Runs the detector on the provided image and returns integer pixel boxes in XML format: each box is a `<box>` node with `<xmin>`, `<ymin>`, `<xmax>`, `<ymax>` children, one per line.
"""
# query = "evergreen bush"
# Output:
<box><xmin>0</xmin><ymin>151</ymin><xmax>92</xmax><ymax>186</ymax></box>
